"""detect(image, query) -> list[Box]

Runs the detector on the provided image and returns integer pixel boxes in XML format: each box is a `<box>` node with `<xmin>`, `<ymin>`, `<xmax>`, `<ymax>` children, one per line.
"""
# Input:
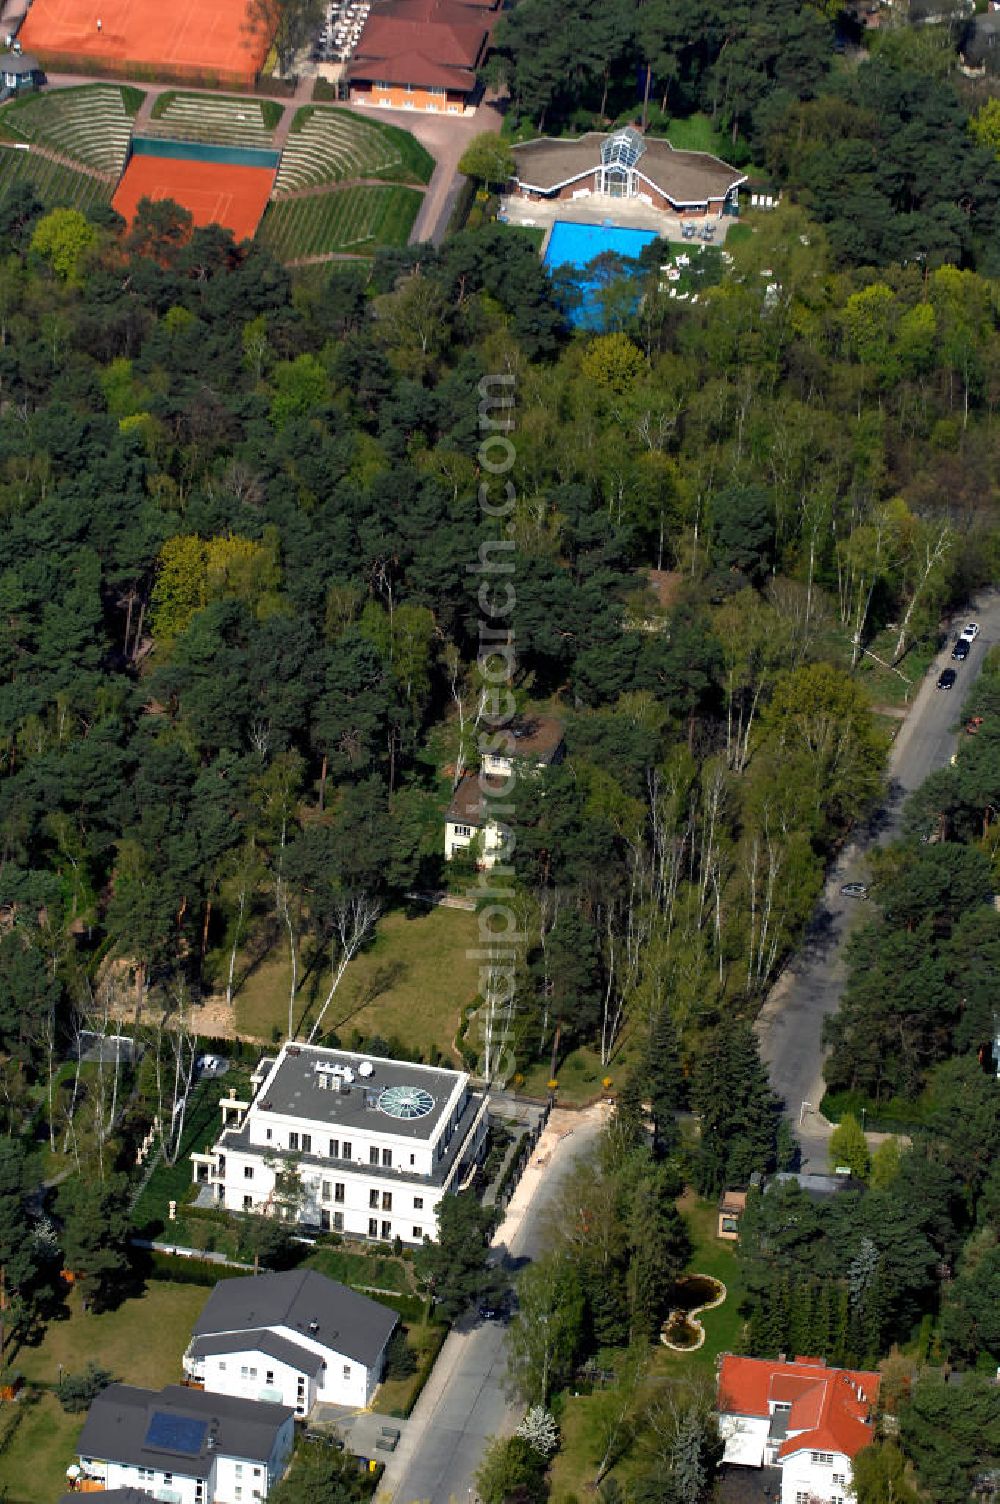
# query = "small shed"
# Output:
<box><xmin>0</xmin><ymin>52</ymin><xmax>43</xmax><ymax>93</ymax></box>
<box><xmin>718</xmin><ymin>1189</ymin><xmax>747</xmax><ymax>1240</ymax></box>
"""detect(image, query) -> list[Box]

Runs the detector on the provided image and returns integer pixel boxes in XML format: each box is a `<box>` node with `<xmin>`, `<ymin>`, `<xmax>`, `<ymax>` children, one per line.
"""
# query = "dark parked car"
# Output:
<box><xmin>937</xmin><ymin>669</ymin><xmax>957</xmax><ymax>690</ymax></box>
<box><xmin>840</xmin><ymin>882</ymin><xmax>869</xmax><ymax>899</ymax></box>
<box><xmin>952</xmin><ymin>639</ymin><xmax>970</xmax><ymax>661</ymax></box>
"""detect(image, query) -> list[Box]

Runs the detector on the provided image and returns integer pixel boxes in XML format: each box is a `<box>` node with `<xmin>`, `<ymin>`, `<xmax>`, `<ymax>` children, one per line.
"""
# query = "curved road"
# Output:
<box><xmin>756</xmin><ymin>596</ymin><xmax>1000</xmax><ymax>1170</ymax></box>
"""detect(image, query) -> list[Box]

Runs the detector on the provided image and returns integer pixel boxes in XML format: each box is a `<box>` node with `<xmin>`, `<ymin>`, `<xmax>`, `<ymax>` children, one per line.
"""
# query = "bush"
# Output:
<box><xmin>384</xmin><ymin>1326</ymin><xmax>417</xmax><ymax>1380</ymax></box>
<box><xmin>59</xmin><ymin>1362</ymin><xmax>116</xmax><ymax>1413</ymax></box>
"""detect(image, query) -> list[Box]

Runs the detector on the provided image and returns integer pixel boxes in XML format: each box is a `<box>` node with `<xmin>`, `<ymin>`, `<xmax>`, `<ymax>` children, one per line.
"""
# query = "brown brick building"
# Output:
<box><xmin>346</xmin><ymin>0</ymin><xmax>496</xmax><ymax>113</ymax></box>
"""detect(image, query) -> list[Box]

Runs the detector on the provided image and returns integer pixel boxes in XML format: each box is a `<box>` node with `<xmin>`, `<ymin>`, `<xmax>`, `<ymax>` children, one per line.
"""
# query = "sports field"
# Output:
<box><xmin>20</xmin><ymin>0</ymin><xmax>271</xmax><ymax>85</ymax></box>
<box><xmin>113</xmin><ymin>153</ymin><xmax>275</xmax><ymax>240</ymax></box>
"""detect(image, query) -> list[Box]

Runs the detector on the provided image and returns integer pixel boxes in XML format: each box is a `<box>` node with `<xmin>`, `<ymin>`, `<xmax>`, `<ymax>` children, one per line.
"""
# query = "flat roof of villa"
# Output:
<box><xmin>512</xmin><ymin>132</ymin><xmax>746</xmax><ymax>205</ymax></box>
<box><xmin>253</xmin><ymin>1044</ymin><xmax>466</xmax><ymax>1140</ymax></box>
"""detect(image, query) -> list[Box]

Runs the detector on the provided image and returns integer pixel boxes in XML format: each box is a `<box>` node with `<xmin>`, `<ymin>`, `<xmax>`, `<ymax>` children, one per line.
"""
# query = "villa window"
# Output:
<box><xmin>289</xmin><ymin>1132</ymin><xmax>299</xmax><ymax>1151</ymax></box>
<box><xmin>301</xmin><ymin>1133</ymin><xmax>312</xmax><ymax>1154</ymax></box>
<box><xmin>343</xmin><ymin>1140</ymin><xmax>352</xmax><ymax>1159</ymax></box>
<box><xmin>414</xmin><ymin>1196</ymin><xmax>423</xmax><ymax>1210</ymax></box>
<box><xmin>413</xmin><ymin>1225</ymin><xmax>423</xmax><ymax>1239</ymax></box>
<box><xmin>334</xmin><ymin>1211</ymin><xmax>344</xmax><ymax>1230</ymax></box>
<box><xmin>381</xmin><ymin>1219</ymin><xmax>391</xmax><ymax>1239</ymax></box>
<box><xmin>266</xmin><ymin>1372</ymin><xmax>274</xmax><ymax>1385</ymax></box>
<box><xmin>243</xmin><ymin>1194</ymin><xmax>253</xmax><ymax>1210</ymax></box>
<box><xmin>343</xmin><ymin>1365</ymin><xmax>351</xmax><ymax>1379</ymax></box>
<box><xmin>382</xmin><ymin>1148</ymin><xmax>392</xmax><ymax>1167</ymax></box>
<box><xmin>321</xmin><ymin>1181</ymin><xmax>332</xmax><ymax>1202</ymax></box>
<box><xmin>833</xmin><ymin>1476</ymin><xmax>846</xmax><ymax>1488</ymax></box>
<box><xmin>244</xmin><ymin>1165</ymin><xmax>254</xmax><ymax>1179</ymax></box>
<box><xmin>368</xmin><ymin>1217</ymin><xmax>378</xmax><ymax>1237</ymax></box>
<box><xmin>811</xmin><ymin>1452</ymin><xmax>834</xmax><ymax>1466</ymax></box>
<box><xmin>370</xmin><ymin>1189</ymin><xmax>380</xmax><ymax>1208</ymax></box>
<box><xmin>370</xmin><ymin>1146</ymin><xmax>380</xmax><ymax>1165</ymax></box>
<box><xmin>329</xmin><ymin>1138</ymin><xmax>339</xmax><ymax>1158</ymax></box>
<box><xmin>382</xmin><ymin>1191</ymin><xmax>392</xmax><ymax>1211</ymax></box>
<box><xmin>335</xmin><ymin>1182</ymin><xmax>345</xmax><ymax>1203</ymax></box>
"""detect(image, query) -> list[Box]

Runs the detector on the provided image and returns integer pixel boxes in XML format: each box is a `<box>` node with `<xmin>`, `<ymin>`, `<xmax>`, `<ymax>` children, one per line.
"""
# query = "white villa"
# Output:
<box><xmin>716</xmin><ymin>1354</ymin><xmax>881</xmax><ymax>1504</ymax></box>
<box><xmin>182</xmin><ymin>1269</ymin><xmax>397</xmax><ymax>1415</ymax></box>
<box><xmin>444</xmin><ymin>714</ymin><xmax>564</xmax><ymax>867</ymax></box>
<box><xmin>192</xmin><ymin>1042</ymin><xmax>488</xmax><ymax>1245</ymax></box>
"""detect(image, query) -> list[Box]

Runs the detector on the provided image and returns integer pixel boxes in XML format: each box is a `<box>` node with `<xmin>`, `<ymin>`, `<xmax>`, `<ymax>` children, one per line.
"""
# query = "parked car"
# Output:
<box><xmin>840</xmin><ymin>882</ymin><xmax>869</xmax><ymax>899</ymax></box>
<box><xmin>960</xmin><ymin>622</ymin><xmax>980</xmax><ymax>641</ymax></box>
<box><xmin>937</xmin><ymin>669</ymin><xmax>958</xmax><ymax>690</ymax></box>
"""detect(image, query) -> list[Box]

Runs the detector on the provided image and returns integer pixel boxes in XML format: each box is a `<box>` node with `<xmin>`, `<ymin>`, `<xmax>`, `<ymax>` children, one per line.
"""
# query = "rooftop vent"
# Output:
<box><xmin>308</xmin><ymin>1320</ymin><xmax>319</xmax><ymax>1334</ymax></box>
<box><xmin>358</xmin><ymin>1060</ymin><xmax>374</xmax><ymax>1079</ymax></box>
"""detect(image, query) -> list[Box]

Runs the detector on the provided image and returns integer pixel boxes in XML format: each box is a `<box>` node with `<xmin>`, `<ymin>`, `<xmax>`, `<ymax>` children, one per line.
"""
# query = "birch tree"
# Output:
<box><xmin>306</xmin><ymin>893</ymin><xmax>381</xmax><ymax>1045</ymax></box>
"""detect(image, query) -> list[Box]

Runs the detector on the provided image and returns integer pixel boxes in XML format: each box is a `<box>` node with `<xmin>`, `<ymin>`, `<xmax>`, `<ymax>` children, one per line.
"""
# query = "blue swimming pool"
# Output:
<box><xmin>130</xmin><ymin>136</ymin><xmax>281</xmax><ymax>170</ymax></box>
<box><xmin>543</xmin><ymin>220</ymin><xmax>663</xmax><ymax>328</ymax></box>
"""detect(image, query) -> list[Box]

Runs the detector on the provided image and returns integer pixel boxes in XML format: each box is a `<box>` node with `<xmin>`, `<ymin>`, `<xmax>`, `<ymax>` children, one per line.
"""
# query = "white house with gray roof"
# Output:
<box><xmin>183</xmin><ymin>1269</ymin><xmax>397</xmax><ymax>1413</ymax></box>
<box><xmin>72</xmin><ymin>1383</ymin><xmax>294</xmax><ymax>1504</ymax></box>
<box><xmin>192</xmin><ymin>1042</ymin><xmax>488</xmax><ymax>1245</ymax></box>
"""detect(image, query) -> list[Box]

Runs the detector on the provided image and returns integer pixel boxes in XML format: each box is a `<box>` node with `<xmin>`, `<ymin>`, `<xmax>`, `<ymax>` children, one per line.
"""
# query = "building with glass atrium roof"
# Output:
<box><xmin>193</xmin><ymin>1042</ymin><xmax>489</xmax><ymax>1244</ymax></box>
<box><xmin>510</xmin><ymin>126</ymin><xmax>746</xmax><ymax>215</ymax></box>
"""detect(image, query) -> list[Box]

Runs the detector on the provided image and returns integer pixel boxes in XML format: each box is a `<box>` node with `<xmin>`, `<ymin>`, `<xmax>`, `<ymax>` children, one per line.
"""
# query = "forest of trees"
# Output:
<box><xmin>489</xmin><ymin>0</ymin><xmax>1000</xmax><ymax>274</ymax></box>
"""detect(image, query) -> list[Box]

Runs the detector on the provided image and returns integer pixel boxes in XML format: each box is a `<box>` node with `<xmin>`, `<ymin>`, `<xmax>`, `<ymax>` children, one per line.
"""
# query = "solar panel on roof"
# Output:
<box><xmin>144</xmin><ymin>1411</ymin><xmax>208</xmax><ymax>1456</ymax></box>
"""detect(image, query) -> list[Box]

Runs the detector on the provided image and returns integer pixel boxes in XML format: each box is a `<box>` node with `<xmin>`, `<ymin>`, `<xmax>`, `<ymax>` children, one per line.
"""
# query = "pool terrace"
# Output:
<box><xmin>499</xmin><ymin>192</ymin><xmax>738</xmax><ymax>251</ymax></box>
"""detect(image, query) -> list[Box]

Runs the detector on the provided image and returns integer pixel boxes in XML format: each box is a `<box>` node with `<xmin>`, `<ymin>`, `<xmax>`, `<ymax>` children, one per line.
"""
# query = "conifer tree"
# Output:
<box><xmin>645</xmin><ymin>1006</ymin><xmax>685</xmax><ymax>1157</ymax></box>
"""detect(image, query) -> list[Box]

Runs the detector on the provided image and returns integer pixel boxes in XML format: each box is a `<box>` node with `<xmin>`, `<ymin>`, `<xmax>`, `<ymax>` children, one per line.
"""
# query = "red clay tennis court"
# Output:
<box><xmin>20</xmin><ymin>0</ymin><xmax>271</xmax><ymax>86</ymax></box>
<box><xmin>113</xmin><ymin>153</ymin><xmax>276</xmax><ymax>241</ymax></box>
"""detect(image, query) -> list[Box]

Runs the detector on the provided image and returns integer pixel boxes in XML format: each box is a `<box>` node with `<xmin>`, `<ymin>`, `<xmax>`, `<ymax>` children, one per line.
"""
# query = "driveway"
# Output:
<box><xmin>755</xmin><ymin>597</ymin><xmax>1000</xmax><ymax>1170</ymax></box>
<box><xmin>377</xmin><ymin>1102</ymin><xmax>610</xmax><ymax>1504</ymax></box>
<box><xmin>343</xmin><ymin>97</ymin><xmax>503</xmax><ymax>246</ymax></box>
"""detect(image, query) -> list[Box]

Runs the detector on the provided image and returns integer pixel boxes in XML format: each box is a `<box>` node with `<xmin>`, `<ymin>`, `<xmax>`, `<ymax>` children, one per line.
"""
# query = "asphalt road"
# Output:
<box><xmin>379</xmin><ymin>1107</ymin><xmax>607</xmax><ymax>1504</ymax></box>
<box><xmin>755</xmin><ymin>596</ymin><xmax>999</xmax><ymax>1170</ymax></box>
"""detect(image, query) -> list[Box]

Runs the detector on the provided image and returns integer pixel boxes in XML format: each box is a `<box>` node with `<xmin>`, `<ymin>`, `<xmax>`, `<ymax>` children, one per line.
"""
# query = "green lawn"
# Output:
<box><xmin>551</xmin><ymin>1192</ymin><xmax>745</xmax><ymax>1503</ymax></box>
<box><xmin>658</xmin><ymin>112</ymin><xmax>730</xmax><ymax>156</ymax></box>
<box><xmin>0</xmin><ymin>1389</ymin><xmax>85</xmax><ymax>1504</ymax></box>
<box><xmin>16</xmin><ymin>1280</ymin><xmax>209</xmax><ymax>1390</ymax></box>
<box><xmin>132</xmin><ymin>1068</ymin><xmax>252</xmax><ymax>1233</ymax></box>
<box><xmin>234</xmin><ymin>905</ymin><xmax>481</xmax><ymax>1059</ymax></box>
<box><xmin>305</xmin><ymin>1245</ymin><xmax>413</xmax><ymax>1296</ymax></box>
<box><xmin>649</xmin><ymin>1191</ymin><xmax>745</xmax><ymax>1375</ymax></box>
<box><xmin>0</xmin><ymin>147</ymin><xmax>113</xmax><ymax>209</ymax></box>
<box><xmin>373</xmin><ymin>1320</ymin><xmax>446</xmax><ymax>1418</ymax></box>
<box><xmin>258</xmin><ymin>184</ymin><xmax>422</xmax><ymax>260</ymax></box>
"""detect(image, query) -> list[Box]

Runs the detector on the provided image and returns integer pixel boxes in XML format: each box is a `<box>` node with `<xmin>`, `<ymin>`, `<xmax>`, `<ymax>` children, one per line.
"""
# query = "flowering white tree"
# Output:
<box><xmin>516</xmin><ymin>1406</ymin><xmax>559</xmax><ymax>1458</ymax></box>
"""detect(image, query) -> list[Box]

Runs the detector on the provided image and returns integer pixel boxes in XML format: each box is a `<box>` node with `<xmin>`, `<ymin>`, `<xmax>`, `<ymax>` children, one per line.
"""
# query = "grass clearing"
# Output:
<box><xmin>16</xmin><ymin>1281</ymin><xmax>209</xmax><ymax>1390</ymax></box>
<box><xmin>259</xmin><ymin>183</ymin><xmax>421</xmax><ymax>260</ymax></box>
<box><xmin>649</xmin><ymin>1191</ymin><xmax>745</xmax><ymax>1375</ymax></box>
<box><xmin>658</xmin><ymin>112</ymin><xmax>729</xmax><ymax>157</ymax></box>
<box><xmin>0</xmin><ymin>1388</ymin><xmax>84</xmax><ymax>1504</ymax></box>
<box><xmin>373</xmin><ymin>1320</ymin><xmax>446</xmax><ymax>1418</ymax></box>
<box><xmin>233</xmin><ymin>905</ymin><xmax>480</xmax><ymax>1059</ymax></box>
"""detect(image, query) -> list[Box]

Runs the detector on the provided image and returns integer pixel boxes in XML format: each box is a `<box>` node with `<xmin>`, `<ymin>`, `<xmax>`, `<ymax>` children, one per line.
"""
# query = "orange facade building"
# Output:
<box><xmin>346</xmin><ymin>0</ymin><xmax>496</xmax><ymax>113</ymax></box>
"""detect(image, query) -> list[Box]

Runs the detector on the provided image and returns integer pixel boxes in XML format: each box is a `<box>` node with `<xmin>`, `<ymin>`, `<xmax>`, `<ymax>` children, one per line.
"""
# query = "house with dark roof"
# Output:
<box><xmin>510</xmin><ymin>128</ymin><xmax>746</xmax><ymax>218</ymax></box>
<box><xmin>346</xmin><ymin>0</ymin><xmax>496</xmax><ymax>114</ymax></box>
<box><xmin>444</xmin><ymin>714</ymin><xmax>563</xmax><ymax>867</ymax></box>
<box><xmin>182</xmin><ymin>1269</ymin><xmax>397</xmax><ymax>1413</ymax></box>
<box><xmin>716</xmin><ymin>1355</ymin><xmax>880</xmax><ymax>1504</ymax></box>
<box><xmin>71</xmin><ymin>1384</ymin><xmax>294</xmax><ymax>1504</ymax></box>
<box><xmin>0</xmin><ymin>51</ymin><xmax>43</xmax><ymax>95</ymax></box>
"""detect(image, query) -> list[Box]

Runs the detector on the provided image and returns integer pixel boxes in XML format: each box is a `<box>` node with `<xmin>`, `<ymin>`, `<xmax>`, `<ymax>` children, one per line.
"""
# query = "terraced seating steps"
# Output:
<box><xmin>274</xmin><ymin>109</ymin><xmax>401</xmax><ymax>194</ymax></box>
<box><xmin>149</xmin><ymin>94</ymin><xmax>278</xmax><ymax>148</ymax></box>
<box><xmin>1</xmin><ymin>86</ymin><xmax>134</xmax><ymax>175</ymax></box>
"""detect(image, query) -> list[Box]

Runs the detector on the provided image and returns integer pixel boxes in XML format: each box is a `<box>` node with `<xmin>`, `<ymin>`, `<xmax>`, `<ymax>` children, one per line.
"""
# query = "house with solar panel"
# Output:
<box><xmin>70</xmin><ymin>1383</ymin><xmax>294</xmax><ymax>1504</ymax></box>
<box><xmin>182</xmin><ymin>1269</ymin><xmax>397</xmax><ymax>1413</ymax></box>
<box><xmin>192</xmin><ymin>1042</ymin><xmax>488</xmax><ymax>1244</ymax></box>
<box><xmin>509</xmin><ymin>127</ymin><xmax>746</xmax><ymax>218</ymax></box>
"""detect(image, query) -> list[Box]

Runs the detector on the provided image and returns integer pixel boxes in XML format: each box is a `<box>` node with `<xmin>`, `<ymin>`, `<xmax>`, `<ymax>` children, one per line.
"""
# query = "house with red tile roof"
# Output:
<box><xmin>346</xmin><ymin>0</ymin><xmax>497</xmax><ymax>114</ymax></box>
<box><xmin>716</xmin><ymin>1354</ymin><xmax>880</xmax><ymax>1504</ymax></box>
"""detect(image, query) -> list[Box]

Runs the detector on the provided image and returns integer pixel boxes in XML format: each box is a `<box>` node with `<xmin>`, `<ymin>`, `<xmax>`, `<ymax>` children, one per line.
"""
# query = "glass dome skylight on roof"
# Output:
<box><xmin>377</xmin><ymin>1084</ymin><xmax>435</xmax><ymax>1120</ymax></box>
<box><xmin>601</xmin><ymin>128</ymin><xmax>645</xmax><ymax>170</ymax></box>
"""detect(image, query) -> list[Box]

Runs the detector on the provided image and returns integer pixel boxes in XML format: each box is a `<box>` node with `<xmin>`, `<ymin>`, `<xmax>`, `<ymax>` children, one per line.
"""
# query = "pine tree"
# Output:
<box><xmin>788</xmin><ymin>1277</ymin><xmax>815</xmax><ymax>1358</ymax></box>
<box><xmin>831</xmin><ymin>1283</ymin><xmax>851</xmax><ymax>1368</ymax></box>
<box><xmin>812</xmin><ymin>1279</ymin><xmax>833</xmax><ymax>1362</ymax></box>
<box><xmin>692</xmin><ymin>1022</ymin><xmax>781</xmax><ymax>1196</ymax></box>
<box><xmin>645</xmin><ymin>1006</ymin><xmax>684</xmax><ymax>1156</ymax></box>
